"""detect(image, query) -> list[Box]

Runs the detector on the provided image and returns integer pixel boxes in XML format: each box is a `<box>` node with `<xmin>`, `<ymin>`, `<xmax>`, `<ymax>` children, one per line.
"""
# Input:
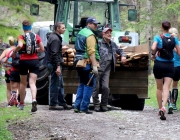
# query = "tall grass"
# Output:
<box><xmin>0</xmin><ymin>84</ymin><xmax>31</xmax><ymax>140</ymax></box>
<box><xmin>145</xmin><ymin>74</ymin><xmax>158</xmax><ymax>108</ymax></box>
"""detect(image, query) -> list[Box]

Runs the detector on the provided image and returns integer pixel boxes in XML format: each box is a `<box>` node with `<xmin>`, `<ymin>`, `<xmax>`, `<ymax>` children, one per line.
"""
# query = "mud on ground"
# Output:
<box><xmin>7</xmin><ymin>105</ymin><xmax>180</xmax><ymax>140</ymax></box>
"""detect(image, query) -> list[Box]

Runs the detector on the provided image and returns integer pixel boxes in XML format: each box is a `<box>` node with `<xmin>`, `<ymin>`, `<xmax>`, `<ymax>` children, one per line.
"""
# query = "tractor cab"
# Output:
<box><xmin>31</xmin><ymin>0</ymin><xmax>138</xmax><ymax>46</ymax></box>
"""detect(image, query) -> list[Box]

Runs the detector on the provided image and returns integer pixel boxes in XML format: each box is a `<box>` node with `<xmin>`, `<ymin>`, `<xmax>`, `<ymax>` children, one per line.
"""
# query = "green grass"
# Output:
<box><xmin>0</xmin><ymin>84</ymin><xmax>31</xmax><ymax>140</ymax></box>
<box><xmin>0</xmin><ymin>84</ymin><xmax>6</xmax><ymax>102</ymax></box>
<box><xmin>145</xmin><ymin>74</ymin><xmax>158</xmax><ymax>108</ymax></box>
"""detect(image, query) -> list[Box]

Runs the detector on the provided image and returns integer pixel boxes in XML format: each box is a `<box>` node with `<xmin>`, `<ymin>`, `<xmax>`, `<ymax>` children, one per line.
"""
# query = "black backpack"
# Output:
<box><xmin>158</xmin><ymin>34</ymin><xmax>175</xmax><ymax>60</ymax></box>
<box><xmin>12</xmin><ymin>52</ymin><xmax>20</xmax><ymax>69</ymax></box>
<box><xmin>23</xmin><ymin>32</ymin><xmax>37</xmax><ymax>54</ymax></box>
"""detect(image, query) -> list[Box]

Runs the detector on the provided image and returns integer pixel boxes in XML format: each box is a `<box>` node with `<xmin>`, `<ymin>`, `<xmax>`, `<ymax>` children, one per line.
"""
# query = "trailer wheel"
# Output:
<box><xmin>36</xmin><ymin>52</ymin><xmax>49</xmax><ymax>105</ymax></box>
<box><xmin>120</xmin><ymin>95</ymin><xmax>145</xmax><ymax>111</ymax></box>
<box><xmin>109</xmin><ymin>94</ymin><xmax>145</xmax><ymax>111</ymax></box>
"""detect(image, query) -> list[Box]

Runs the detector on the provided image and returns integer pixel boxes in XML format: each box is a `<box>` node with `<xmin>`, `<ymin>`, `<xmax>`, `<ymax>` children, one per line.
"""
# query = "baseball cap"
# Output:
<box><xmin>102</xmin><ymin>28</ymin><xmax>112</xmax><ymax>33</ymax></box>
<box><xmin>86</xmin><ymin>17</ymin><xmax>100</xmax><ymax>24</ymax></box>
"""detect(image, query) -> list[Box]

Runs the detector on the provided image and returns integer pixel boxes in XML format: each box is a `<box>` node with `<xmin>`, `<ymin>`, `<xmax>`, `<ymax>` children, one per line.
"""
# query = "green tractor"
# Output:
<box><xmin>31</xmin><ymin>0</ymin><xmax>138</xmax><ymax>46</ymax></box>
<box><xmin>32</xmin><ymin>0</ymin><xmax>149</xmax><ymax>111</ymax></box>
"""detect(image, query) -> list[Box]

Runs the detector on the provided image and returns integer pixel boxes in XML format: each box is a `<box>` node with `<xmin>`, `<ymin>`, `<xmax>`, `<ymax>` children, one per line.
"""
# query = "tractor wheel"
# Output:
<box><xmin>36</xmin><ymin>52</ymin><xmax>49</xmax><ymax>105</ymax></box>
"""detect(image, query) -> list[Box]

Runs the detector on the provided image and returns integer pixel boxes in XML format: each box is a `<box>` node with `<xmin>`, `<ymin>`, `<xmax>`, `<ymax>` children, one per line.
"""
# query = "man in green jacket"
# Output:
<box><xmin>74</xmin><ymin>17</ymin><xmax>100</xmax><ymax>114</ymax></box>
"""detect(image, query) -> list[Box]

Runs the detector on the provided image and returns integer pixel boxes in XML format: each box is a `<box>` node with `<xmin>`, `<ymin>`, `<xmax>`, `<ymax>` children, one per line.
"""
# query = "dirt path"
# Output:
<box><xmin>7</xmin><ymin>104</ymin><xmax>180</xmax><ymax>140</ymax></box>
<box><xmin>4</xmin><ymin>89</ymin><xmax>180</xmax><ymax>140</ymax></box>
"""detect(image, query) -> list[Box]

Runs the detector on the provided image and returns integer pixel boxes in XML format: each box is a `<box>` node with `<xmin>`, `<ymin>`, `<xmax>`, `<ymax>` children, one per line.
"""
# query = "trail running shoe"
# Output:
<box><xmin>8</xmin><ymin>94</ymin><xmax>16</xmax><ymax>106</ymax></box>
<box><xmin>168</xmin><ymin>103</ymin><xmax>173</xmax><ymax>114</ymax></box>
<box><xmin>19</xmin><ymin>104</ymin><xmax>24</xmax><ymax>110</ymax></box>
<box><xmin>31</xmin><ymin>101</ymin><xmax>37</xmax><ymax>112</ymax></box>
<box><xmin>159</xmin><ymin>107</ymin><xmax>166</xmax><ymax>120</ymax></box>
<box><xmin>7</xmin><ymin>104</ymin><xmax>11</xmax><ymax>108</ymax></box>
<box><xmin>172</xmin><ymin>103</ymin><xmax>177</xmax><ymax>110</ymax></box>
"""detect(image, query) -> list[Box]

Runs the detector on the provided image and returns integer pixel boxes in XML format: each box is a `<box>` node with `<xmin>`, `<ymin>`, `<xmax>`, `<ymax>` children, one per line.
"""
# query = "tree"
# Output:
<box><xmin>0</xmin><ymin>0</ymin><xmax>38</xmax><ymax>41</ymax></box>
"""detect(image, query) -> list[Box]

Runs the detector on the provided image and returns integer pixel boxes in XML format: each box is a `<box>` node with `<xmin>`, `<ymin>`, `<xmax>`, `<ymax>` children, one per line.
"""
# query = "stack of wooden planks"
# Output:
<box><xmin>116</xmin><ymin>43</ymin><xmax>149</xmax><ymax>68</ymax></box>
<box><xmin>63</xmin><ymin>43</ymin><xmax>149</xmax><ymax>68</ymax></box>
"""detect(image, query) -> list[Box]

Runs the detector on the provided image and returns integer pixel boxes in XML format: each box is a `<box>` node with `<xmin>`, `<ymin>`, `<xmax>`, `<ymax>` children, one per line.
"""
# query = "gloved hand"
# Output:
<box><xmin>92</xmin><ymin>66</ymin><xmax>98</xmax><ymax>75</ymax></box>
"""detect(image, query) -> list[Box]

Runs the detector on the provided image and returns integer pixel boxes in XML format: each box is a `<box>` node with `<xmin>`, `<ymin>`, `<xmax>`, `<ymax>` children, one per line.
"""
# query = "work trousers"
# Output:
<box><xmin>92</xmin><ymin>61</ymin><xmax>111</xmax><ymax>106</ymax></box>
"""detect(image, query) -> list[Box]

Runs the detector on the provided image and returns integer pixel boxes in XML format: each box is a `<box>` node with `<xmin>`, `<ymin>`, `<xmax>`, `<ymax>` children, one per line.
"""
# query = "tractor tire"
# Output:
<box><xmin>36</xmin><ymin>52</ymin><xmax>49</xmax><ymax>105</ymax></box>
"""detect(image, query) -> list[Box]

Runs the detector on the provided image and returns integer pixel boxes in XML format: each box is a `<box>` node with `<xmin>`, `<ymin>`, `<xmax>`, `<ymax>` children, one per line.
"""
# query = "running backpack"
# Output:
<box><xmin>12</xmin><ymin>52</ymin><xmax>20</xmax><ymax>69</ymax></box>
<box><xmin>24</xmin><ymin>32</ymin><xmax>36</xmax><ymax>54</ymax></box>
<box><xmin>158</xmin><ymin>34</ymin><xmax>175</xmax><ymax>60</ymax></box>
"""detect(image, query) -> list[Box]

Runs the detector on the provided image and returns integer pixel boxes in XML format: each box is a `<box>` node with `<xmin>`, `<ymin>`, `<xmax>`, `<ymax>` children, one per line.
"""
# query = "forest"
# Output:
<box><xmin>0</xmin><ymin>0</ymin><xmax>179</xmax><ymax>44</ymax></box>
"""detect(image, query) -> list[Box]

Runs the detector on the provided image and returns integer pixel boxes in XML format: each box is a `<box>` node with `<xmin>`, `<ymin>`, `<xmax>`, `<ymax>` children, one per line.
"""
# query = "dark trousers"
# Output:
<box><xmin>92</xmin><ymin>61</ymin><xmax>111</xmax><ymax>106</ymax></box>
<box><xmin>47</xmin><ymin>63</ymin><xmax>66</xmax><ymax>106</ymax></box>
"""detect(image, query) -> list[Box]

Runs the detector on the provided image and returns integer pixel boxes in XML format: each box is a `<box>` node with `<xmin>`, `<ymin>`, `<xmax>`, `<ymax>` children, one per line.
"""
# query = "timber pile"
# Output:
<box><xmin>116</xmin><ymin>43</ymin><xmax>149</xmax><ymax>68</ymax></box>
<box><xmin>62</xmin><ymin>43</ymin><xmax>149</xmax><ymax>68</ymax></box>
<box><xmin>62</xmin><ymin>46</ymin><xmax>75</xmax><ymax>66</ymax></box>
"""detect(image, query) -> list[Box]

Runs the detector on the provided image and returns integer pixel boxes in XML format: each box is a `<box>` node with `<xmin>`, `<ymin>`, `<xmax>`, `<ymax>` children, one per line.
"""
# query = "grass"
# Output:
<box><xmin>145</xmin><ymin>74</ymin><xmax>158</xmax><ymax>108</ymax></box>
<box><xmin>0</xmin><ymin>84</ymin><xmax>31</xmax><ymax>140</ymax></box>
<box><xmin>0</xmin><ymin>84</ymin><xmax>6</xmax><ymax>102</ymax></box>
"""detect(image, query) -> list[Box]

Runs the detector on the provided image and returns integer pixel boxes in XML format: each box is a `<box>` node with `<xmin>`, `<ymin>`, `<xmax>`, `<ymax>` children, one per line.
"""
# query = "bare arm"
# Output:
<box><xmin>151</xmin><ymin>42</ymin><xmax>158</xmax><ymax>60</ymax></box>
<box><xmin>151</xmin><ymin>42</ymin><xmax>158</xmax><ymax>54</ymax></box>
<box><xmin>0</xmin><ymin>49</ymin><xmax>7</xmax><ymax>62</ymax></box>
<box><xmin>36</xmin><ymin>42</ymin><xmax>44</xmax><ymax>52</ymax></box>
<box><xmin>14</xmin><ymin>39</ymin><xmax>23</xmax><ymax>52</ymax></box>
<box><xmin>175</xmin><ymin>44</ymin><xmax>180</xmax><ymax>55</ymax></box>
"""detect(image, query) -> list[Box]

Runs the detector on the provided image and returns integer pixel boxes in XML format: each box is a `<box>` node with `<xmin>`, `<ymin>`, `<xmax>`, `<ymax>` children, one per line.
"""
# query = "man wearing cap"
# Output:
<box><xmin>92</xmin><ymin>28</ymin><xmax>127</xmax><ymax>112</ymax></box>
<box><xmin>74</xmin><ymin>17</ymin><xmax>100</xmax><ymax>114</ymax></box>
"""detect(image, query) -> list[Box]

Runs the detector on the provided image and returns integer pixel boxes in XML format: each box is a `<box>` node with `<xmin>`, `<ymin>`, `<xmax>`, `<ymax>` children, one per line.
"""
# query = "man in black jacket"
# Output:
<box><xmin>47</xmin><ymin>22</ymin><xmax>71</xmax><ymax>110</ymax></box>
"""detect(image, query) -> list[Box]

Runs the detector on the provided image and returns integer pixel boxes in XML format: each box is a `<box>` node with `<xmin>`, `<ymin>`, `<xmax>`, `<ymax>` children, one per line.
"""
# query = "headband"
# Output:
<box><xmin>22</xmin><ymin>25</ymin><xmax>32</xmax><ymax>30</ymax></box>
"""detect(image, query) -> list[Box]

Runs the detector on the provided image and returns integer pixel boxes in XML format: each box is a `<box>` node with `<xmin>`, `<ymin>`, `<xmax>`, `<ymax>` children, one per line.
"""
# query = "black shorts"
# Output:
<box><xmin>5</xmin><ymin>72</ymin><xmax>10</xmax><ymax>83</ymax></box>
<box><xmin>173</xmin><ymin>66</ymin><xmax>180</xmax><ymax>81</ymax></box>
<box><xmin>19</xmin><ymin>59</ymin><xmax>39</xmax><ymax>75</ymax></box>
<box><xmin>9</xmin><ymin>71</ymin><xmax>20</xmax><ymax>82</ymax></box>
<box><xmin>153</xmin><ymin>60</ymin><xmax>174</xmax><ymax>79</ymax></box>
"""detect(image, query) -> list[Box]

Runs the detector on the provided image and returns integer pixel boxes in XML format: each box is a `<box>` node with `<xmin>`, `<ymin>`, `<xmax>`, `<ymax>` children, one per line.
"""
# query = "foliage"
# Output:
<box><xmin>122</xmin><ymin>0</ymin><xmax>180</xmax><ymax>43</ymax></box>
<box><xmin>0</xmin><ymin>0</ymin><xmax>38</xmax><ymax>42</ymax></box>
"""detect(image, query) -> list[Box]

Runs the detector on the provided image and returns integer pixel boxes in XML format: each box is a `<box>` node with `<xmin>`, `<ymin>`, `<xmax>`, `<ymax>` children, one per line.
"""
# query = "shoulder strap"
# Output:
<box><xmin>160</xmin><ymin>34</ymin><xmax>164</xmax><ymax>38</ymax></box>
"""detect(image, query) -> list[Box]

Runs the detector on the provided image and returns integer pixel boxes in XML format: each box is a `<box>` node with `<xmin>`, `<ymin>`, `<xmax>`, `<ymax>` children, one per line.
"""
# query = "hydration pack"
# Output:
<box><xmin>158</xmin><ymin>34</ymin><xmax>175</xmax><ymax>60</ymax></box>
<box><xmin>24</xmin><ymin>32</ymin><xmax>36</xmax><ymax>54</ymax></box>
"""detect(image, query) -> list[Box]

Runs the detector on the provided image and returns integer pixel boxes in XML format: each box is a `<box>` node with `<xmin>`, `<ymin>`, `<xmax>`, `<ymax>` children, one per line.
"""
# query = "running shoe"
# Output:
<box><xmin>19</xmin><ymin>104</ymin><xmax>24</xmax><ymax>110</ymax></box>
<box><xmin>168</xmin><ymin>103</ymin><xmax>173</xmax><ymax>114</ymax></box>
<box><xmin>31</xmin><ymin>101</ymin><xmax>37</xmax><ymax>112</ymax></box>
<box><xmin>172</xmin><ymin>103</ymin><xmax>178</xmax><ymax>110</ymax></box>
<box><xmin>159</xmin><ymin>107</ymin><xmax>166</xmax><ymax>120</ymax></box>
<box><xmin>8</xmin><ymin>94</ymin><xmax>17</xmax><ymax>106</ymax></box>
<box><xmin>7</xmin><ymin>104</ymin><xmax>11</xmax><ymax>108</ymax></box>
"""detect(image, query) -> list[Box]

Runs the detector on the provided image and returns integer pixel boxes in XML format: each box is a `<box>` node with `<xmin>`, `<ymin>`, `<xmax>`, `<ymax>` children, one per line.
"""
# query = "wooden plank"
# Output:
<box><xmin>134</xmin><ymin>43</ymin><xmax>149</xmax><ymax>53</ymax></box>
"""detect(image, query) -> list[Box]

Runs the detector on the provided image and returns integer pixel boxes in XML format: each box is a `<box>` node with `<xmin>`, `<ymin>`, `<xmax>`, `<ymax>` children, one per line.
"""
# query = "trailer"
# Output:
<box><xmin>31</xmin><ymin>0</ymin><xmax>149</xmax><ymax>110</ymax></box>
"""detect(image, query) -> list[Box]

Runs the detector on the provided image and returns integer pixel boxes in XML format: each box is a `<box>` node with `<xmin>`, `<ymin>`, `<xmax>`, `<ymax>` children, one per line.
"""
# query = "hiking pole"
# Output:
<box><xmin>87</xmin><ymin>73</ymin><xmax>94</xmax><ymax>86</ymax></box>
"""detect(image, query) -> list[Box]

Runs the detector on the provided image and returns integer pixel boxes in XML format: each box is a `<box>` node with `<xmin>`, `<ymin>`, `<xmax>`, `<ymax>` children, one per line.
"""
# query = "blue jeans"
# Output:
<box><xmin>74</xmin><ymin>64</ymin><xmax>96</xmax><ymax>111</ymax></box>
<box><xmin>47</xmin><ymin>63</ymin><xmax>66</xmax><ymax>106</ymax></box>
